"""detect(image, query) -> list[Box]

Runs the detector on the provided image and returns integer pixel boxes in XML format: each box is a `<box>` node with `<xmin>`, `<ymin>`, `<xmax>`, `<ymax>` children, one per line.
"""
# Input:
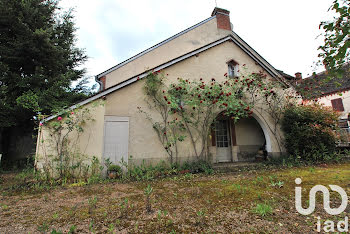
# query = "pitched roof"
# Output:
<box><xmin>297</xmin><ymin>63</ymin><xmax>350</xmax><ymax>99</ymax></box>
<box><xmin>96</xmin><ymin>15</ymin><xmax>216</xmax><ymax>79</ymax></box>
<box><xmin>44</xmin><ymin>35</ymin><xmax>289</xmax><ymax>122</ymax></box>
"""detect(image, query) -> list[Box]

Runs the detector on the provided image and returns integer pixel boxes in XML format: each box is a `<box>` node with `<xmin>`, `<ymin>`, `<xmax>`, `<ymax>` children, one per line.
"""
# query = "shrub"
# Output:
<box><xmin>281</xmin><ymin>104</ymin><xmax>339</xmax><ymax>161</ymax></box>
<box><xmin>108</xmin><ymin>164</ymin><xmax>122</xmax><ymax>172</ymax></box>
<box><xmin>178</xmin><ymin>160</ymin><xmax>213</xmax><ymax>174</ymax></box>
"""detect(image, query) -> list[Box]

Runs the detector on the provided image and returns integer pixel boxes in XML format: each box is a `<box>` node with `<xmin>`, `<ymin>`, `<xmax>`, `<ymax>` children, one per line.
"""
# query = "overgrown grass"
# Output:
<box><xmin>1</xmin><ymin>161</ymin><xmax>350</xmax><ymax>233</ymax></box>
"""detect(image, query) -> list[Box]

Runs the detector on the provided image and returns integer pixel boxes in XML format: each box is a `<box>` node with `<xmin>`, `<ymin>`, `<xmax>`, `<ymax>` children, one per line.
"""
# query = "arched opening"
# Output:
<box><xmin>211</xmin><ymin>113</ymin><xmax>269</xmax><ymax>163</ymax></box>
<box><xmin>234</xmin><ymin>117</ymin><xmax>266</xmax><ymax>161</ymax></box>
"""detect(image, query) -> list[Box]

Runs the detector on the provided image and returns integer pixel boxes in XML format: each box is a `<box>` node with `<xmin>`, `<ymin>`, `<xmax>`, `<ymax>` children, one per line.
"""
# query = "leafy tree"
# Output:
<box><xmin>0</xmin><ymin>0</ymin><xmax>88</xmax><ymax>163</ymax></box>
<box><xmin>318</xmin><ymin>0</ymin><xmax>349</xmax><ymax>75</ymax></box>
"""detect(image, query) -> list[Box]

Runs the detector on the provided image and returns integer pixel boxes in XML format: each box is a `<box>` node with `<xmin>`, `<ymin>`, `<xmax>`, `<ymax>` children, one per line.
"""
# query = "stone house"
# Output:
<box><xmin>35</xmin><ymin>7</ymin><xmax>295</xmax><ymax>169</ymax></box>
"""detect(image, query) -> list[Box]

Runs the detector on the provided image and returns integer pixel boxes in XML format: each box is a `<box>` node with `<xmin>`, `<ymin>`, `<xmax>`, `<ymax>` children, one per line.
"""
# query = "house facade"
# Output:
<box><xmin>296</xmin><ymin>63</ymin><xmax>350</xmax><ymax>142</ymax></box>
<box><xmin>35</xmin><ymin>8</ymin><xmax>293</xmax><ymax>170</ymax></box>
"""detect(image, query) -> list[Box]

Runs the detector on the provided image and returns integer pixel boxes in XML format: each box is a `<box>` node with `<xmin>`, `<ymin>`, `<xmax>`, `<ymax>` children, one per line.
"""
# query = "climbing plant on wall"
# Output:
<box><xmin>139</xmin><ymin>68</ymin><xmax>293</xmax><ymax>163</ymax></box>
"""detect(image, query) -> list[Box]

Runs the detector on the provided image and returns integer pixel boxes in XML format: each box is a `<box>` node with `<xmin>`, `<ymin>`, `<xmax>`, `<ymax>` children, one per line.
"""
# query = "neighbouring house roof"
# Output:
<box><xmin>297</xmin><ymin>63</ymin><xmax>350</xmax><ymax>99</ymax></box>
<box><xmin>276</xmin><ymin>69</ymin><xmax>295</xmax><ymax>80</ymax></box>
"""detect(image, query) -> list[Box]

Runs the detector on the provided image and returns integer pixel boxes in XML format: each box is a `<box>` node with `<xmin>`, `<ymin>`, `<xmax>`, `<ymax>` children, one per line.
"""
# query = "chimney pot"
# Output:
<box><xmin>295</xmin><ymin>72</ymin><xmax>302</xmax><ymax>80</ymax></box>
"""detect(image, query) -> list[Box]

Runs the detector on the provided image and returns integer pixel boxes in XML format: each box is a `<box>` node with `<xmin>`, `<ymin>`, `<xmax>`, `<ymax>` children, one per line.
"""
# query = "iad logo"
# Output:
<box><xmin>295</xmin><ymin>178</ymin><xmax>349</xmax><ymax>232</ymax></box>
<box><xmin>295</xmin><ymin>178</ymin><xmax>348</xmax><ymax>215</ymax></box>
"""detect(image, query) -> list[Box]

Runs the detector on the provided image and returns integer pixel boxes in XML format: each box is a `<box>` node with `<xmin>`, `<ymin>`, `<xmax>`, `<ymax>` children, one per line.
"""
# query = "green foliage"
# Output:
<box><xmin>0</xmin><ymin>0</ymin><xmax>90</xmax><ymax>129</ymax></box>
<box><xmin>178</xmin><ymin>160</ymin><xmax>214</xmax><ymax>175</ymax></box>
<box><xmin>88</xmin><ymin>196</ymin><xmax>97</xmax><ymax>215</ymax></box>
<box><xmin>253</xmin><ymin>203</ymin><xmax>273</xmax><ymax>217</ymax></box>
<box><xmin>68</xmin><ymin>225</ymin><xmax>77</xmax><ymax>234</ymax></box>
<box><xmin>141</xmin><ymin>69</ymin><xmax>295</xmax><ymax>164</ymax></box>
<box><xmin>144</xmin><ymin>184</ymin><xmax>153</xmax><ymax>213</ymax></box>
<box><xmin>281</xmin><ymin>104</ymin><xmax>339</xmax><ymax>160</ymax></box>
<box><xmin>318</xmin><ymin>0</ymin><xmax>349</xmax><ymax>75</ymax></box>
<box><xmin>108</xmin><ymin>164</ymin><xmax>122</xmax><ymax>172</ymax></box>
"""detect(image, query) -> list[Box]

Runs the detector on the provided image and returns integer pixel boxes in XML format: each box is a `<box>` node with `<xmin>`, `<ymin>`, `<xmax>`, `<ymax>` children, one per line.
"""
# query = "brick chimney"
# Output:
<box><xmin>295</xmin><ymin>72</ymin><xmax>302</xmax><ymax>84</ymax></box>
<box><xmin>211</xmin><ymin>7</ymin><xmax>231</xmax><ymax>31</ymax></box>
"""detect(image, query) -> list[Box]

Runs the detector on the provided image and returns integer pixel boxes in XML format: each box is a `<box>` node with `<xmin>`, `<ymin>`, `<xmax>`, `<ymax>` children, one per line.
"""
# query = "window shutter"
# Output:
<box><xmin>331</xmin><ymin>98</ymin><xmax>344</xmax><ymax>111</ymax></box>
<box><xmin>211</xmin><ymin>126</ymin><xmax>216</xmax><ymax>146</ymax></box>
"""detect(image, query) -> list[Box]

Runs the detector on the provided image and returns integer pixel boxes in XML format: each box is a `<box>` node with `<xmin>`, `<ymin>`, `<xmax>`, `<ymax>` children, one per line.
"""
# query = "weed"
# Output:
<box><xmin>52</xmin><ymin>212</ymin><xmax>59</xmax><ymax>219</ymax></box>
<box><xmin>270</xmin><ymin>181</ymin><xmax>284</xmax><ymax>188</ymax></box>
<box><xmin>144</xmin><ymin>184</ymin><xmax>153</xmax><ymax>213</ymax></box>
<box><xmin>157</xmin><ymin>210</ymin><xmax>162</xmax><ymax>222</ymax></box>
<box><xmin>37</xmin><ymin>223</ymin><xmax>49</xmax><ymax>233</ymax></box>
<box><xmin>253</xmin><ymin>203</ymin><xmax>273</xmax><ymax>217</ymax></box>
<box><xmin>2</xmin><ymin>204</ymin><xmax>9</xmax><ymax>211</ymax></box>
<box><xmin>68</xmin><ymin>225</ymin><xmax>76</xmax><ymax>234</ymax></box>
<box><xmin>195</xmin><ymin>209</ymin><xmax>206</xmax><ymax>225</ymax></box>
<box><xmin>88</xmin><ymin>196</ymin><xmax>97</xmax><ymax>215</ymax></box>
<box><xmin>107</xmin><ymin>223</ymin><xmax>115</xmax><ymax>233</ymax></box>
<box><xmin>120</xmin><ymin>198</ymin><xmax>129</xmax><ymax>218</ymax></box>
<box><xmin>51</xmin><ymin>229</ymin><xmax>63</xmax><ymax>234</ymax></box>
<box><xmin>89</xmin><ymin>220</ymin><xmax>95</xmax><ymax>233</ymax></box>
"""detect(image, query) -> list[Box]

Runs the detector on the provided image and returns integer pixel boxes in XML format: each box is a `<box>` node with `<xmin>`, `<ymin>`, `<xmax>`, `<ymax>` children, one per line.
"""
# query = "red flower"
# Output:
<box><xmin>212</xmin><ymin>78</ymin><xmax>215</xmax><ymax>81</ymax></box>
<box><xmin>168</xmin><ymin>101</ymin><xmax>171</xmax><ymax>104</ymax></box>
<box><xmin>164</xmin><ymin>132</ymin><xmax>166</xmax><ymax>135</ymax></box>
<box><xmin>200</xmin><ymin>100</ymin><xmax>203</xmax><ymax>103</ymax></box>
<box><xmin>137</xmin><ymin>77</ymin><xmax>140</xmax><ymax>80</ymax></box>
<box><xmin>193</xmin><ymin>107</ymin><xmax>195</xmax><ymax>110</ymax></box>
<box><xmin>224</xmin><ymin>73</ymin><xmax>228</xmax><ymax>77</ymax></box>
<box><xmin>57</xmin><ymin>116</ymin><xmax>62</xmax><ymax>121</ymax></box>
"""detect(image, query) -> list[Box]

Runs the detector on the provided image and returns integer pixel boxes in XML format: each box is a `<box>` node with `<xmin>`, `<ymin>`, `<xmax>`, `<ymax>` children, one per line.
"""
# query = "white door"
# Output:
<box><xmin>103</xmin><ymin>116</ymin><xmax>129</xmax><ymax>165</ymax></box>
<box><xmin>215</xmin><ymin>119</ymin><xmax>231</xmax><ymax>162</ymax></box>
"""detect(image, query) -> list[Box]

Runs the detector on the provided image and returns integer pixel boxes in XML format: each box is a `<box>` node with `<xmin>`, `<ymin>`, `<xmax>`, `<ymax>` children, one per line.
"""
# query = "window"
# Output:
<box><xmin>331</xmin><ymin>98</ymin><xmax>344</xmax><ymax>112</ymax></box>
<box><xmin>227</xmin><ymin>60</ymin><xmax>239</xmax><ymax>78</ymax></box>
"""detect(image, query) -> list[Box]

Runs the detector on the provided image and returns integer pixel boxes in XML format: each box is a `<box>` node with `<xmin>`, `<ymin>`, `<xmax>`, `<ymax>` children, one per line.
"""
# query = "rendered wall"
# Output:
<box><xmin>35</xmin><ymin>100</ymin><xmax>105</xmax><ymax>171</ymax></box>
<box><xmin>317</xmin><ymin>90</ymin><xmax>350</xmax><ymax>118</ymax></box>
<box><xmin>104</xmin><ymin>40</ymin><xmax>286</xmax><ymax>165</ymax></box>
<box><xmin>235</xmin><ymin>117</ymin><xmax>265</xmax><ymax>161</ymax></box>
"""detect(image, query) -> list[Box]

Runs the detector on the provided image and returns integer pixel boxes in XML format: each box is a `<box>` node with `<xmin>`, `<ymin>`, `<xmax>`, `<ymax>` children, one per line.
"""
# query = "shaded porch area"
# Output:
<box><xmin>210</xmin><ymin>114</ymin><xmax>270</xmax><ymax>164</ymax></box>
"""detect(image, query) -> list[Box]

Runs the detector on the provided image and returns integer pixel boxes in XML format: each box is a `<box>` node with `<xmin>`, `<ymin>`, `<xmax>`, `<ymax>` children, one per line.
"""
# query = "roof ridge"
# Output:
<box><xmin>96</xmin><ymin>15</ymin><xmax>217</xmax><ymax>79</ymax></box>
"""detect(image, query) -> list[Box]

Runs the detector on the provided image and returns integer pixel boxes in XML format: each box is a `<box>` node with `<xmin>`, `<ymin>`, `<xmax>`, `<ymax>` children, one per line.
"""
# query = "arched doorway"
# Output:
<box><xmin>212</xmin><ymin>114</ymin><xmax>268</xmax><ymax>163</ymax></box>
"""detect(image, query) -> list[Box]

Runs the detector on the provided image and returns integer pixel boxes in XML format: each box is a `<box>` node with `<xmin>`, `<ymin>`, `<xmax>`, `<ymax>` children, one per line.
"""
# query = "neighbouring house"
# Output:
<box><xmin>35</xmin><ymin>7</ymin><xmax>296</xmax><ymax>171</ymax></box>
<box><xmin>296</xmin><ymin>63</ymin><xmax>350</xmax><ymax>144</ymax></box>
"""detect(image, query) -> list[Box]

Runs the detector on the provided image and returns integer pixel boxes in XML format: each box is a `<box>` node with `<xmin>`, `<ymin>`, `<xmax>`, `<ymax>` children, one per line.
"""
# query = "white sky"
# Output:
<box><xmin>59</xmin><ymin>0</ymin><xmax>334</xmax><ymax>83</ymax></box>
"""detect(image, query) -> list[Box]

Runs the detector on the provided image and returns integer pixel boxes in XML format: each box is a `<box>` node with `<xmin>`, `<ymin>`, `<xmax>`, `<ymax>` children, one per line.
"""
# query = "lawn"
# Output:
<box><xmin>0</xmin><ymin>162</ymin><xmax>349</xmax><ymax>233</ymax></box>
